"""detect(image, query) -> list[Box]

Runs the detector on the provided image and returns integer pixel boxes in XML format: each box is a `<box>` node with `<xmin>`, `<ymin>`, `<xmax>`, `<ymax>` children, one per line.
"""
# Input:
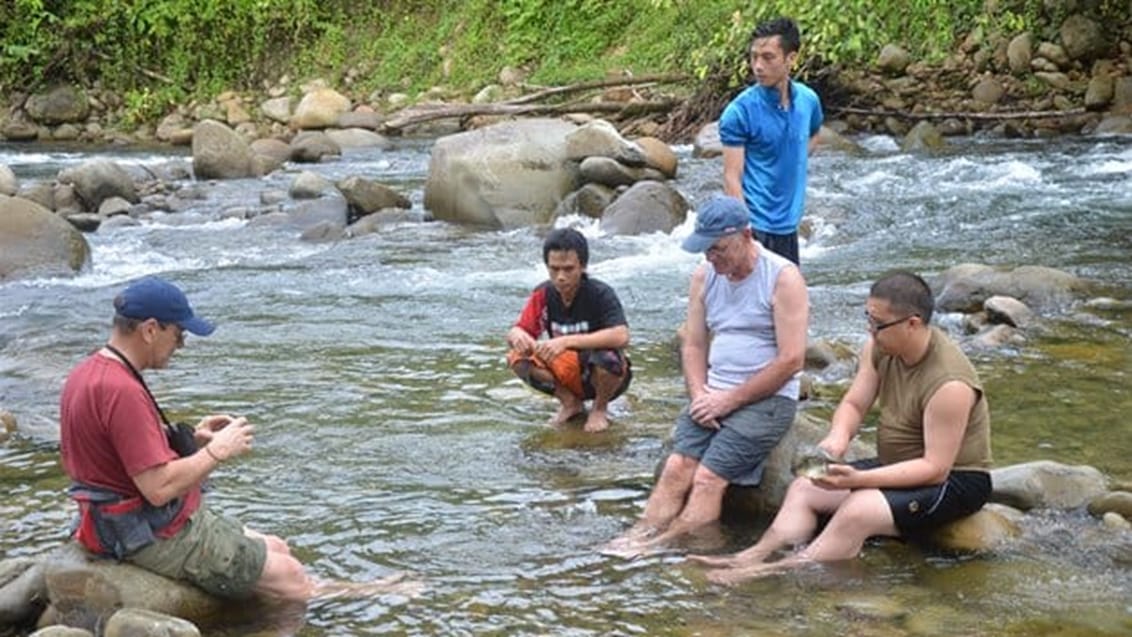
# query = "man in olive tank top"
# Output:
<box><xmin>691</xmin><ymin>270</ymin><xmax>993</xmax><ymax>582</ymax></box>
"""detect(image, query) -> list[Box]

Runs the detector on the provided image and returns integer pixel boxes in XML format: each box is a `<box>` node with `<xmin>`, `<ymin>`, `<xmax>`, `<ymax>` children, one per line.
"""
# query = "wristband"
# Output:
<box><xmin>204</xmin><ymin>445</ymin><xmax>222</xmax><ymax>462</ymax></box>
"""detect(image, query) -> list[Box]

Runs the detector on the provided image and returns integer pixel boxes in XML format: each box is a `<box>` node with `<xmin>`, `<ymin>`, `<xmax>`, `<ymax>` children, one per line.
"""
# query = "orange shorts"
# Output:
<box><xmin>507</xmin><ymin>349</ymin><xmax>584</xmax><ymax>398</ymax></box>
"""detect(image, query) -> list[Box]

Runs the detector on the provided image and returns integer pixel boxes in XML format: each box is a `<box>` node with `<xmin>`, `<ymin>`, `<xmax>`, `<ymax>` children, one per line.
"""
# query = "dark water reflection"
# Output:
<box><xmin>1</xmin><ymin>134</ymin><xmax>1130</xmax><ymax>635</ymax></box>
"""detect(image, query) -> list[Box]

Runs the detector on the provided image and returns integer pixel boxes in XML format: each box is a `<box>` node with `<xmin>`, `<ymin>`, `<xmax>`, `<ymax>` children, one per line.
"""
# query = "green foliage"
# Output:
<box><xmin>0</xmin><ymin>0</ymin><xmax>1087</xmax><ymax>123</ymax></box>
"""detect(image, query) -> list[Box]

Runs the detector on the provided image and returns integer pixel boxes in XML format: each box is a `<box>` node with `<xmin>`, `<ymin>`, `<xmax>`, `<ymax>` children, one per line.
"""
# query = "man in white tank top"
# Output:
<box><xmin>605</xmin><ymin>195</ymin><xmax>808</xmax><ymax>558</ymax></box>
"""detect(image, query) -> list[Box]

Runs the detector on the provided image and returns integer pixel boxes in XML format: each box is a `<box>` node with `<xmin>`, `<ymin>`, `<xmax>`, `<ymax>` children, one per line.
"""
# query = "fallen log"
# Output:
<box><xmin>504</xmin><ymin>73</ymin><xmax>691</xmax><ymax>105</ymax></box>
<box><xmin>834</xmin><ymin>105</ymin><xmax>1087</xmax><ymax>120</ymax></box>
<box><xmin>381</xmin><ymin>99</ymin><xmax>679</xmax><ymax>133</ymax></box>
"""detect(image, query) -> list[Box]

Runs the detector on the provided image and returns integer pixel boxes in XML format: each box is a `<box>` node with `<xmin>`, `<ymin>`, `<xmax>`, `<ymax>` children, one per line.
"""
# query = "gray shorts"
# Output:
<box><xmin>672</xmin><ymin>395</ymin><xmax>796</xmax><ymax>486</ymax></box>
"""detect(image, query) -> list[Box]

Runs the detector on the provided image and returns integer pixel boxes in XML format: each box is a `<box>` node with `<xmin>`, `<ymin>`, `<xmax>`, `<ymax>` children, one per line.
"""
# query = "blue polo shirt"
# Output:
<box><xmin>719</xmin><ymin>81</ymin><xmax>823</xmax><ymax>234</ymax></box>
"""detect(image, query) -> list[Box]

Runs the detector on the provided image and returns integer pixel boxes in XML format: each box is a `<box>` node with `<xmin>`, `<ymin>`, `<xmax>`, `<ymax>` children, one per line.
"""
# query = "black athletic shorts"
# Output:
<box><xmin>851</xmin><ymin>458</ymin><xmax>992</xmax><ymax>536</ymax></box>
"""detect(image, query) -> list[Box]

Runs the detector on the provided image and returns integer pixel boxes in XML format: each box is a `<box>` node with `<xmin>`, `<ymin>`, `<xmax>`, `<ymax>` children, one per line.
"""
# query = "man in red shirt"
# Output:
<box><xmin>60</xmin><ymin>276</ymin><xmax>311</xmax><ymax>601</ymax></box>
<box><xmin>506</xmin><ymin>228</ymin><xmax>632</xmax><ymax>432</ymax></box>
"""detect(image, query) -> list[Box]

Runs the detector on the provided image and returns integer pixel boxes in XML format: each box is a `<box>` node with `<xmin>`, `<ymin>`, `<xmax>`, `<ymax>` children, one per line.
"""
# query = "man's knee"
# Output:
<box><xmin>691</xmin><ymin>464</ymin><xmax>728</xmax><ymax>494</ymax></box>
<box><xmin>659</xmin><ymin>454</ymin><xmax>698</xmax><ymax>484</ymax></box>
<box><xmin>257</xmin><ymin>552</ymin><xmax>312</xmax><ymax>602</ymax></box>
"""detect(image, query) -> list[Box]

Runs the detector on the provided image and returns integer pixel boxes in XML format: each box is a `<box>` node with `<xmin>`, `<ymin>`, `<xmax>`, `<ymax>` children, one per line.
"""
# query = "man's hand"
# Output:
<box><xmin>534</xmin><ymin>337</ymin><xmax>570</xmax><ymax>363</ymax></box>
<box><xmin>205</xmin><ymin>416</ymin><xmax>254</xmax><ymax>462</ymax></box>
<box><xmin>507</xmin><ymin>327</ymin><xmax>537</xmax><ymax>355</ymax></box>
<box><xmin>812</xmin><ymin>463</ymin><xmax>858</xmax><ymax>490</ymax></box>
<box><xmin>817</xmin><ymin>432</ymin><xmax>851</xmax><ymax>461</ymax></box>
<box><xmin>193</xmin><ymin>414</ymin><xmax>234</xmax><ymax>445</ymax></box>
<box><xmin>689</xmin><ymin>385</ymin><xmax>735</xmax><ymax>430</ymax></box>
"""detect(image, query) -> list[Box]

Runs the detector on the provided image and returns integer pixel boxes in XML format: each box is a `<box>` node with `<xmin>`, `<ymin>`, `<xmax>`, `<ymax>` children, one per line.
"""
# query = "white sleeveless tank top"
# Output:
<box><xmin>703</xmin><ymin>243</ymin><xmax>800</xmax><ymax>399</ymax></box>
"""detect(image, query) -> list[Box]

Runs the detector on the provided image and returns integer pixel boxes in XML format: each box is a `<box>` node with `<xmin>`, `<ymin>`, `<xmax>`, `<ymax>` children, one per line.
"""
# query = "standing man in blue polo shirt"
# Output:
<box><xmin>721</xmin><ymin>16</ymin><xmax>823</xmax><ymax>266</ymax></box>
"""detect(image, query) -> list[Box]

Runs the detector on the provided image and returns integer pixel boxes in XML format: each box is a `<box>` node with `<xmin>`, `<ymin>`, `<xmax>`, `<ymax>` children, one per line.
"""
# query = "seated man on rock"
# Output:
<box><xmin>691</xmin><ymin>270</ymin><xmax>993</xmax><ymax>583</ymax></box>
<box><xmin>59</xmin><ymin>276</ymin><xmax>312</xmax><ymax>602</ymax></box>
<box><xmin>506</xmin><ymin>227</ymin><xmax>632</xmax><ymax>432</ymax></box>
<box><xmin>606</xmin><ymin>195</ymin><xmax>808</xmax><ymax>557</ymax></box>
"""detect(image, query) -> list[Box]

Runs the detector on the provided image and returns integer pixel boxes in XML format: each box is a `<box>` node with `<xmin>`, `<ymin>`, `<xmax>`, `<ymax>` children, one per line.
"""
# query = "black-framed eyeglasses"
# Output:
<box><xmin>157</xmin><ymin>321</ymin><xmax>185</xmax><ymax>346</ymax></box>
<box><xmin>865</xmin><ymin>312</ymin><xmax>916</xmax><ymax>333</ymax></box>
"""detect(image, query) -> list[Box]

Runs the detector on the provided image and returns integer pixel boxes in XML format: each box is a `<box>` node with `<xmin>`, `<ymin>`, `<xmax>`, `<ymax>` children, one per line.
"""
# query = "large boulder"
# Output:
<box><xmin>0</xmin><ymin>557</ymin><xmax>46</xmax><ymax>627</ymax></box>
<box><xmin>693</xmin><ymin>121</ymin><xmax>722</xmax><ymax>158</ymax></box>
<box><xmin>598</xmin><ymin>181</ymin><xmax>688</xmax><ymax>236</ymax></box>
<box><xmin>24</xmin><ymin>85</ymin><xmax>90</xmax><ymax>125</ymax></box>
<box><xmin>932</xmin><ymin>263</ymin><xmax>1088</xmax><ymax>313</ymax></box>
<box><xmin>291</xmin><ymin>88</ymin><xmax>351</xmax><ymax>130</ymax></box>
<box><xmin>929</xmin><ymin>503</ymin><xmax>1022</xmax><ymax>552</ymax></box>
<box><xmin>0</xmin><ymin>196</ymin><xmax>90</xmax><ymax>281</ymax></box>
<box><xmin>336</xmin><ymin>176</ymin><xmax>410</xmax><ymax>218</ymax></box>
<box><xmin>56</xmin><ymin>160</ymin><xmax>139</xmax><ymax>211</ymax></box>
<box><xmin>990</xmin><ymin>460</ymin><xmax>1108</xmax><ymax>511</ymax></box>
<box><xmin>39</xmin><ymin>543</ymin><xmax>260</xmax><ymax>632</ymax></box>
<box><xmin>564</xmin><ymin>119</ymin><xmax>646</xmax><ymax>165</ymax></box>
<box><xmin>423</xmin><ymin>118</ymin><xmax>580</xmax><ymax>228</ymax></box>
<box><xmin>191</xmin><ymin>120</ymin><xmax>257</xmax><ymax>180</ymax></box>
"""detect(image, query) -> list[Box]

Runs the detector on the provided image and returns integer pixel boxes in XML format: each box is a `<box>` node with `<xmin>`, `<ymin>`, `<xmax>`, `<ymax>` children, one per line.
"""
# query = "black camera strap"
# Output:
<box><xmin>103</xmin><ymin>343</ymin><xmax>172</xmax><ymax>428</ymax></box>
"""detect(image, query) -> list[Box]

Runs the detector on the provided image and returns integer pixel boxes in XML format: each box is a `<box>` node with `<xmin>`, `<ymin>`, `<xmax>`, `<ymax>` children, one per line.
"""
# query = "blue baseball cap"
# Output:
<box><xmin>113</xmin><ymin>276</ymin><xmax>215</xmax><ymax>336</ymax></box>
<box><xmin>681</xmin><ymin>195</ymin><xmax>750</xmax><ymax>253</ymax></box>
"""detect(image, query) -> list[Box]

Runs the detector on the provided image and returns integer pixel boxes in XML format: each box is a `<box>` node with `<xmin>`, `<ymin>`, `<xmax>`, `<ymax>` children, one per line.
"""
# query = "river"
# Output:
<box><xmin>1</xmin><ymin>131</ymin><xmax>1130</xmax><ymax>636</ymax></box>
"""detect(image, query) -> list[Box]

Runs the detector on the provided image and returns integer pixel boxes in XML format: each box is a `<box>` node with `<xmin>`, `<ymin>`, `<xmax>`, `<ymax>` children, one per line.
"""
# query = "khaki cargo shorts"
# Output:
<box><xmin>128</xmin><ymin>506</ymin><xmax>267</xmax><ymax>598</ymax></box>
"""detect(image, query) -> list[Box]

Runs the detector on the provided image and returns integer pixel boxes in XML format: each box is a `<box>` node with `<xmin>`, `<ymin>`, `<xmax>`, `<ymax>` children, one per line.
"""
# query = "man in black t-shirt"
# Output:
<box><xmin>506</xmin><ymin>228</ymin><xmax>632</xmax><ymax>432</ymax></box>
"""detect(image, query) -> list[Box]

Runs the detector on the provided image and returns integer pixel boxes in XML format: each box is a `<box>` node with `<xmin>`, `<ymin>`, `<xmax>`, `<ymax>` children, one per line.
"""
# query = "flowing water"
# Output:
<box><xmin>1</xmin><ymin>132</ymin><xmax>1130</xmax><ymax>636</ymax></box>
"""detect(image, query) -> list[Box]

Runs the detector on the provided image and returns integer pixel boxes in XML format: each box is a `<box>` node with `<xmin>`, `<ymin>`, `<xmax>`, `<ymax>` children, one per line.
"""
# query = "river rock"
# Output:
<box><xmin>929</xmin><ymin>504</ymin><xmax>1022</xmax><ymax>552</ymax></box>
<box><xmin>0</xmin><ymin>197</ymin><xmax>91</xmax><ymax>281</ymax></box>
<box><xmin>1093</xmin><ymin>114</ymin><xmax>1132</xmax><ymax>135</ymax></box>
<box><xmin>598</xmin><ymin>181</ymin><xmax>686</xmax><ymax>236</ymax></box>
<box><xmin>693</xmin><ymin>121</ymin><xmax>722</xmax><ymax>158</ymax></box>
<box><xmin>1</xmin><ymin>117</ymin><xmax>39</xmax><ymax>141</ymax></box>
<box><xmin>990</xmin><ymin>460</ymin><xmax>1108</xmax><ymax>511</ymax></box>
<box><xmin>336</xmin><ymin>110</ymin><xmax>384</xmax><ymax>131</ymax></box>
<box><xmin>191</xmin><ymin>120</ymin><xmax>257</xmax><ymax>179</ymax></box>
<box><xmin>344</xmin><ymin>209</ymin><xmax>421</xmax><ymax>238</ymax></box>
<box><xmin>932</xmin><ymin>263</ymin><xmax>1086</xmax><ymax>313</ymax></box>
<box><xmin>1102</xmin><ymin>512</ymin><xmax>1131</xmax><ymax>530</ymax></box>
<box><xmin>972</xmin><ymin>77</ymin><xmax>1005</xmax><ymax>104</ymax></box>
<box><xmin>57</xmin><ymin>160</ymin><xmax>139</xmax><ymax>211</ymax></box>
<box><xmin>1007</xmin><ymin>33</ymin><xmax>1034</xmax><ymax>73</ymax></box>
<box><xmin>97</xmin><ymin>197</ymin><xmax>132</xmax><ymax>218</ymax></box>
<box><xmin>876</xmin><ymin>44</ymin><xmax>911</xmax><ymax>75</ymax></box>
<box><xmin>25</xmin><ymin>85</ymin><xmax>90</xmax><ymax>125</ymax></box>
<box><xmin>565</xmin><ymin>119</ymin><xmax>646</xmax><ymax>166</ymax></box>
<box><xmin>289</xmin><ymin>131</ymin><xmax>341</xmax><ymax>163</ymax></box>
<box><xmin>0</xmin><ymin>164</ymin><xmax>16</xmax><ymax>196</ymax></box>
<box><xmin>0</xmin><ymin>557</ymin><xmax>46</xmax><ymax>627</ymax></box>
<box><xmin>423</xmin><ymin>118</ymin><xmax>580</xmax><ymax>228</ymax></box>
<box><xmin>291</xmin><ymin>88</ymin><xmax>351</xmax><ymax>130</ymax></box>
<box><xmin>40</xmin><ymin>543</ymin><xmax>259</xmax><ymax>632</ymax></box>
<box><xmin>982</xmin><ymin>295</ymin><xmax>1034</xmax><ymax>327</ymax></box>
<box><xmin>553</xmin><ymin>183</ymin><xmax>615</xmax><ymax>219</ymax></box>
<box><xmin>288</xmin><ymin>171</ymin><xmax>336</xmax><ymax>200</ymax></box>
<box><xmin>1059</xmin><ymin>14</ymin><xmax>1107</xmax><ymax>63</ymax></box>
<box><xmin>633</xmin><ymin>136</ymin><xmax>678</xmax><ymax>178</ymax></box>
<box><xmin>804</xmin><ymin>339</ymin><xmax>856</xmax><ymax>371</ymax></box>
<box><xmin>324</xmin><ymin>128</ymin><xmax>392</xmax><ymax>149</ymax></box>
<box><xmin>259</xmin><ymin>96</ymin><xmax>292</xmax><ymax>124</ymax></box>
<box><xmin>336</xmin><ymin>176</ymin><xmax>410</xmax><ymax>217</ymax></box>
<box><xmin>901</xmin><ymin>121</ymin><xmax>946</xmax><ymax>152</ymax></box>
<box><xmin>103</xmin><ymin>608</ymin><xmax>200</xmax><ymax>637</ymax></box>
<box><xmin>579</xmin><ymin>156</ymin><xmax>663</xmax><ymax>188</ymax></box>
<box><xmin>1087</xmin><ymin>491</ymin><xmax>1132</xmax><ymax>519</ymax></box>
<box><xmin>1085</xmin><ymin>75</ymin><xmax>1114</xmax><ymax>110</ymax></box>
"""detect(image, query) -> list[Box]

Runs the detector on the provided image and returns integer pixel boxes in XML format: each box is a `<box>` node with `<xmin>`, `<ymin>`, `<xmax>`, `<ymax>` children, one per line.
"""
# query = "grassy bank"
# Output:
<box><xmin>1</xmin><ymin>1</ymin><xmax>1125</xmax><ymax>124</ymax></box>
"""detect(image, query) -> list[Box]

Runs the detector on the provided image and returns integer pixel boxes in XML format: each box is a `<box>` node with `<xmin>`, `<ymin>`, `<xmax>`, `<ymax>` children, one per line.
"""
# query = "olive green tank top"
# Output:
<box><xmin>872</xmin><ymin>327</ymin><xmax>992</xmax><ymax>470</ymax></box>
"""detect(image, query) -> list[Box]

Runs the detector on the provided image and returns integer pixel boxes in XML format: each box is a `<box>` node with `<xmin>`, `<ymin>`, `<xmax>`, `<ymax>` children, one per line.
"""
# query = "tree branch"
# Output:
<box><xmin>833</xmin><ymin>105</ymin><xmax>1087</xmax><ymax>120</ymax></box>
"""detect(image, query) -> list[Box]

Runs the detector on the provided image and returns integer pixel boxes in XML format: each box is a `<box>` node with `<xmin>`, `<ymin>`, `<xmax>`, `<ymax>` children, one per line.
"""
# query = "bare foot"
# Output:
<box><xmin>704</xmin><ymin>561</ymin><xmax>786</xmax><ymax>586</ymax></box>
<box><xmin>686</xmin><ymin>553</ymin><xmax>741</xmax><ymax>569</ymax></box>
<box><xmin>582</xmin><ymin>409</ymin><xmax>610</xmax><ymax>432</ymax></box>
<box><xmin>549</xmin><ymin>397</ymin><xmax>585</xmax><ymax>426</ymax></box>
<box><xmin>312</xmin><ymin>572</ymin><xmax>426</xmax><ymax>600</ymax></box>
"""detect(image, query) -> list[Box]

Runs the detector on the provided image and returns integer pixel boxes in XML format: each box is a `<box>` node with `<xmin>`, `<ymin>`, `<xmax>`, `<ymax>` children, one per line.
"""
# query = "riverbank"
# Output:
<box><xmin>1</xmin><ymin>4</ymin><xmax>1129</xmax><ymax>147</ymax></box>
